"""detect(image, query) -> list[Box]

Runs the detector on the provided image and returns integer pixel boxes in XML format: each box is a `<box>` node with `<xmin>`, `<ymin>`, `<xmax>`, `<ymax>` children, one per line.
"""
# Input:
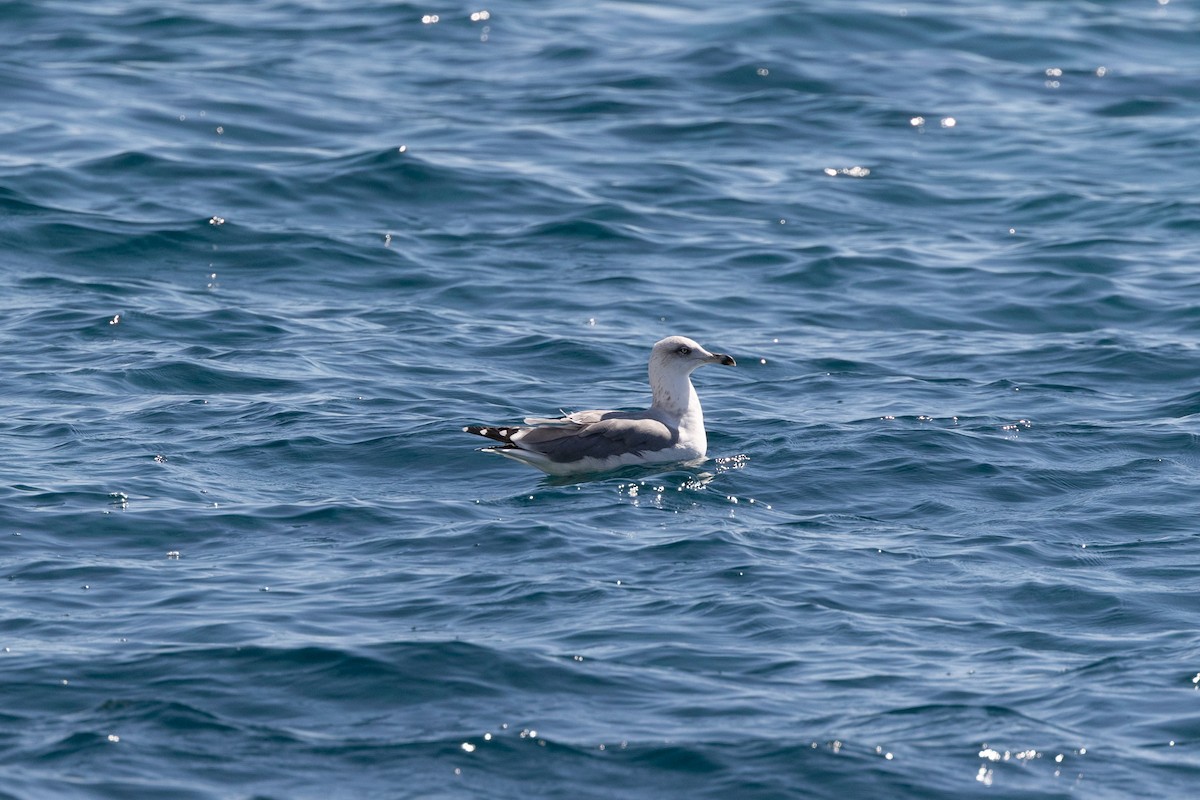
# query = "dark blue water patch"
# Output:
<box><xmin>1157</xmin><ymin>391</ymin><xmax>1200</xmax><ymax>420</ymax></box>
<box><xmin>298</xmin><ymin>148</ymin><xmax>569</xmax><ymax>217</ymax></box>
<box><xmin>83</xmin><ymin>361</ymin><xmax>302</xmax><ymax>396</ymax></box>
<box><xmin>8</xmin><ymin>217</ymin><xmax>205</xmax><ymax>274</ymax></box>
<box><xmin>0</xmin><ymin>185</ymin><xmax>56</xmax><ymax>221</ymax></box>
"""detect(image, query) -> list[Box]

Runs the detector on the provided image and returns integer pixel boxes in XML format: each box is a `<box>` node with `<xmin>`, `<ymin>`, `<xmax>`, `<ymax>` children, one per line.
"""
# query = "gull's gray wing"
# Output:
<box><xmin>514</xmin><ymin>414</ymin><xmax>677</xmax><ymax>464</ymax></box>
<box><xmin>523</xmin><ymin>409</ymin><xmax>614</xmax><ymax>426</ymax></box>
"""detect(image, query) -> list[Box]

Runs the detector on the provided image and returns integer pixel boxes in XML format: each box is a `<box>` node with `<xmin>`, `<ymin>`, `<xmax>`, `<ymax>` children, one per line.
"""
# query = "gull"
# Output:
<box><xmin>463</xmin><ymin>335</ymin><xmax>736</xmax><ymax>476</ymax></box>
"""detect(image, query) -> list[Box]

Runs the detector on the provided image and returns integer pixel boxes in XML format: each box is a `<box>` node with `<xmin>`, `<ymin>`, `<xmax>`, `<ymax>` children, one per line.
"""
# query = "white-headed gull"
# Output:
<box><xmin>464</xmin><ymin>336</ymin><xmax>736</xmax><ymax>475</ymax></box>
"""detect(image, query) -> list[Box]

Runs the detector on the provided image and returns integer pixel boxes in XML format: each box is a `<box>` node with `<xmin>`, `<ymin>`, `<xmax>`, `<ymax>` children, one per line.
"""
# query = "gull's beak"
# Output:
<box><xmin>707</xmin><ymin>352</ymin><xmax>736</xmax><ymax>366</ymax></box>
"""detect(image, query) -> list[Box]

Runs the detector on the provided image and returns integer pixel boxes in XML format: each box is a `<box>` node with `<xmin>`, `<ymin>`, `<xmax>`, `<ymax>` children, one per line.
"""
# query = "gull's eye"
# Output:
<box><xmin>677</xmin><ymin>346</ymin><xmax>691</xmax><ymax>355</ymax></box>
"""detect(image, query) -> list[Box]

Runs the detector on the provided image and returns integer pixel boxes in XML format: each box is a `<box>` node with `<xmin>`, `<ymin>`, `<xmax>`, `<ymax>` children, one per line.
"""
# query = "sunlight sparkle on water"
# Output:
<box><xmin>823</xmin><ymin>166</ymin><xmax>870</xmax><ymax>178</ymax></box>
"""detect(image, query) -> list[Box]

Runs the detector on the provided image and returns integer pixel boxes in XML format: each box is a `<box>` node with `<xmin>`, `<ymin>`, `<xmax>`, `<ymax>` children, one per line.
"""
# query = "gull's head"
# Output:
<box><xmin>649</xmin><ymin>336</ymin><xmax>736</xmax><ymax>376</ymax></box>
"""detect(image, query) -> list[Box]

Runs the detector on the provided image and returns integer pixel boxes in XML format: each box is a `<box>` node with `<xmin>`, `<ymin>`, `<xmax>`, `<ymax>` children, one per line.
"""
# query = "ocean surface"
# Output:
<box><xmin>3</xmin><ymin>1</ymin><xmax>1199</xmax><ymax>797</ymax></box>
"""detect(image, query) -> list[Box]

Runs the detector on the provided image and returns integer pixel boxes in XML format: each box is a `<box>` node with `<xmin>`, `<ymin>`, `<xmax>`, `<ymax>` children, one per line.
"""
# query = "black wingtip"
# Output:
<box><xmin>464</xmin><ymin>425</ymin><xmax>519</xmax><ymax>444</ymax></box>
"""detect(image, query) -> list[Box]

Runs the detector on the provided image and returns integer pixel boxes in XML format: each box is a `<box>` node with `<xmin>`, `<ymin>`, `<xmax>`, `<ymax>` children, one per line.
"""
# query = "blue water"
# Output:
<box><xmin>3</xmin><ymin>1</ymin><xmax>1199</xmax><ymax>797</ymax></box>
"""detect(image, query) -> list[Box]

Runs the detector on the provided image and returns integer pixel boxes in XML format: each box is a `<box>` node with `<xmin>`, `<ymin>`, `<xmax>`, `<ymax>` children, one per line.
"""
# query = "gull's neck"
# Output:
<box><xmin>650</xmin><ymin>366</ymin><xmax>702</xmax><ymax>421</ymax></box>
